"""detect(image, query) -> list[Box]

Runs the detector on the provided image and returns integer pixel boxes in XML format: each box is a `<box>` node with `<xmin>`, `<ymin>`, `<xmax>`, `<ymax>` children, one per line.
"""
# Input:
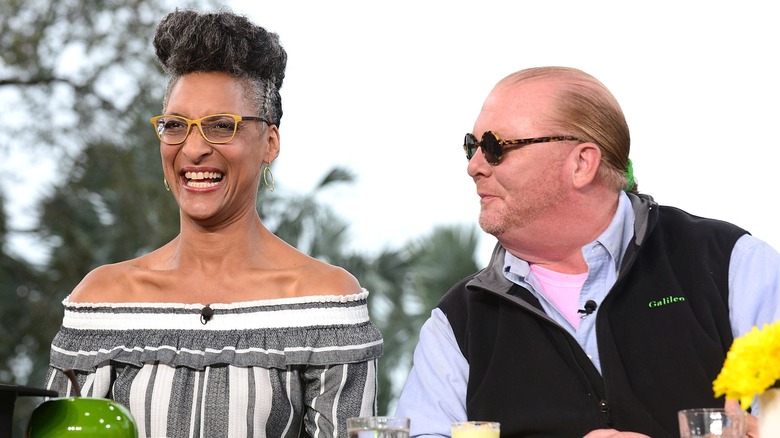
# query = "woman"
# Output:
<box><xmin>45</xmin><ymin>9</ymin><xmax>382</xmax><ymax>438</ymax></box>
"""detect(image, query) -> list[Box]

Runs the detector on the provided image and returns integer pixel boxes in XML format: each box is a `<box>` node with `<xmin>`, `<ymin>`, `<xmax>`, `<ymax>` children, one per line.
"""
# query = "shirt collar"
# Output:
<box><xmin>504</xmin><ymin>191</ymin><xmax>635</xmax><ymax>279</ymax></box>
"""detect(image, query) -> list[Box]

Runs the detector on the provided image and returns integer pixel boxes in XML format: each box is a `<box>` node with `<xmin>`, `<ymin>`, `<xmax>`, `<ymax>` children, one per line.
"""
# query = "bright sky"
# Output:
<box><xmin>6</xmin><ymin>1</ymin><xmax>780</xmax><ymax>268</ymax></box>
<box><xmin>225</xmin><ymin>1</ymin><xmax>780</xmax><ymax>265</ymax></box>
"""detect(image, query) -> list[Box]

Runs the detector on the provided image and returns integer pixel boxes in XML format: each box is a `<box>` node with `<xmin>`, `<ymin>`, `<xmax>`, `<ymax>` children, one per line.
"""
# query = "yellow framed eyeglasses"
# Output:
<box><xmin>149</xmin><ymin>113</ymin><xmax>270</xmax><ymax>145</ymax></box>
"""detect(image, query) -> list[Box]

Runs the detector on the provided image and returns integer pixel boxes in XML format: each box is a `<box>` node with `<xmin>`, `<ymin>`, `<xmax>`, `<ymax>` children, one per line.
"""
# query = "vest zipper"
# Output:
<box><xmin>599</xmin><ymin>399</ymin><xmax>611</xmax><ymax>425</ymax></box>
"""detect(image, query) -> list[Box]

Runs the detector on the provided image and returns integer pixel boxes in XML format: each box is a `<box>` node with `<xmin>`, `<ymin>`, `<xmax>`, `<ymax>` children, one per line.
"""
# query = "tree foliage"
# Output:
<box><xmin>0</xmin><ymin>0</ymin><xmax>175</xmax><ymax>155</ymax></box>
<box><xmin>0</xmin><ymin>0</ymin><xmax>190</xmax><ymax>387</ymax></box>
<box><xmin>374</xmin><ymin>226</ymin><xmax>480</xmax><ymax>412</ymax></box>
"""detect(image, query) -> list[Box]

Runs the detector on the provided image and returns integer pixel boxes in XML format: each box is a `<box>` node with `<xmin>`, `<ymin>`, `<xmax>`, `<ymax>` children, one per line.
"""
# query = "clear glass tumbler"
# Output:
<box><xmin>678</xmin><ymin>408</ymin><xmax>746</xmax><ymax>437</ymax></box>
<box><xmin>347</xmin><ymin>416</ymin><xmax>410</xmax><ymax>438</ymax></box>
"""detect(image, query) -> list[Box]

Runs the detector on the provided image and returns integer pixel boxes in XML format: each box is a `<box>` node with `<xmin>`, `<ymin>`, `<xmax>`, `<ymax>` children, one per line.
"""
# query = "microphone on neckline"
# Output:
<box><xmin>200</xmin><ymin>305</ymin><xmax>214</xmax><ymax>325</ymax></box>
<box><xmin>577</xmin><ymin>300</ymin><xmax>598</xmax><ymax>318</ymax></box>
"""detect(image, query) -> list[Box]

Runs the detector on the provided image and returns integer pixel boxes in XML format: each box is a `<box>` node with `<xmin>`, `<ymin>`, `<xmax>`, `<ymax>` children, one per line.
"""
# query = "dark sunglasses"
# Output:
<box><xmin>464</xmin><ymin>131</ymin><xmax>583</xmax><ymax>165</ymax></box>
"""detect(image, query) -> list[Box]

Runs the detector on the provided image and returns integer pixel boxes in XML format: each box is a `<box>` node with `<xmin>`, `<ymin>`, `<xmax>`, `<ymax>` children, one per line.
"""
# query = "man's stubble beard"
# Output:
<box><xmin>478</xmin><ymin>171</ymin><xmax>566</xmax><ymax>240</ymax></box>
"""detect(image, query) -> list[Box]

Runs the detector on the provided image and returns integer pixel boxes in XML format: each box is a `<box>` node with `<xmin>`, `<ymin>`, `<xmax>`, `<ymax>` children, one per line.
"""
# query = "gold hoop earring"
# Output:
<box><xmin>262</xmin><ymin>163</ymin><xmax>275</xmax><ymax>192</ymax></box>
<box><xmin>164</xmin><ymin>179</ymin><xmax>171</xmax><ymax>191</ymax></box>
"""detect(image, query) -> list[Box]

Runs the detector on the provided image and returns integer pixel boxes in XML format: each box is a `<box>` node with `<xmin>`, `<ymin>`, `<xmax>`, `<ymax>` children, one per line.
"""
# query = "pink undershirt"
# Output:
<box><xmin>529</xmin><ymin>264</ymin><xmax>589</xmax><ymax>329</ymax></box>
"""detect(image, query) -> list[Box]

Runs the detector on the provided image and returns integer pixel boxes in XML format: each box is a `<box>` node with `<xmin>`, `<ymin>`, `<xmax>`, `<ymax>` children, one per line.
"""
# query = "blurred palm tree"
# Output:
<box><xmin>377</xmin><ymin>225</ymin><xmax>481</xmax><ymax>413</ymax></box>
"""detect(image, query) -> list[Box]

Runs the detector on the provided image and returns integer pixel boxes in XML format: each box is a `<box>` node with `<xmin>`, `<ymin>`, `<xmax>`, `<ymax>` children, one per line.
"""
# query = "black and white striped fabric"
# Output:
<box><xmin>46</xmin><ymin>290</ymin><xmax>382</xmax><ymax>438</ymax></box>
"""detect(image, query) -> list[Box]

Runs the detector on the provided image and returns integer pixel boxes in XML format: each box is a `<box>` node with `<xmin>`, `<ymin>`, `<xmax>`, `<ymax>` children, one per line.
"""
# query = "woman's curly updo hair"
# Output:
<box><xmin>153</xmin><ymin>9</ymin><xmax>287</xmax><ymax>126</ymax></box>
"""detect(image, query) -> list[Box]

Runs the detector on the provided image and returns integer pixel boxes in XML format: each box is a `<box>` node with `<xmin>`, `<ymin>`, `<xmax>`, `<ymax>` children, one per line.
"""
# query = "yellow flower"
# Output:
<box><xmin>713</xmin><ymin>320</ymin><xmax>780</xmax><ymax>410</ymax></box>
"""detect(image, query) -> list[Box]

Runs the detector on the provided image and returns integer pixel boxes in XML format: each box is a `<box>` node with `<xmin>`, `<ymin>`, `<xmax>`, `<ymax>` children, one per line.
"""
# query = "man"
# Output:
<box><xmin>395</xmin><ymin>67</ymin><xmax>779</xmax><ymax>437</ymax></box>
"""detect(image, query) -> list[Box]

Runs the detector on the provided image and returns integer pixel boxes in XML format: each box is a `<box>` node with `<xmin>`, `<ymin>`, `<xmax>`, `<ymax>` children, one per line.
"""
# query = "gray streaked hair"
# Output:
<box><xmin>153</xmin><ymin>9</ymin><xmax>287</xmax><ymax>126</ymax></box>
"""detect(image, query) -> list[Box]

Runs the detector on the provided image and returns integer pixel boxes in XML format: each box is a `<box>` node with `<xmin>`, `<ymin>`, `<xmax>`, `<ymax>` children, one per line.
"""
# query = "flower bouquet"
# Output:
<box><xmin>713</xmin><ymin>319</ymin><xmax>780</xmax><ymax>435</ymax></box>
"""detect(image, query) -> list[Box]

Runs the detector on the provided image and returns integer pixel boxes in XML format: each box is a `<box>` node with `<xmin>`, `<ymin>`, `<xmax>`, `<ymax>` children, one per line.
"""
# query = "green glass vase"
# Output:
<box><xmin>26</xmin><ymin>397</ymin><xmax>137</xmax><ymax>437</ymax></box>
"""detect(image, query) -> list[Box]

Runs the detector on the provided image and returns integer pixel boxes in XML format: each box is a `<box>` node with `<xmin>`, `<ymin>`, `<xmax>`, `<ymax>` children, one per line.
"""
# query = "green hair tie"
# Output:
<box><xmin>625</xmin><ymin>158</ymin><xmax>635</xmax><ymax>192</ymax></box>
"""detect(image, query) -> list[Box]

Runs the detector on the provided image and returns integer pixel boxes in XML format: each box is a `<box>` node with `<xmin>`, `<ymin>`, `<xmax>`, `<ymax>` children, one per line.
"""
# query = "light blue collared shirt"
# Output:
<box><xmin>396</xmin><ymin>192</ymin><xmax>780</xmax><ymax>437</ymax></box>
<box><xmin>504</xmin><ymin>191</ymin><xmax>637</xmax><ymax>373</ymax></box>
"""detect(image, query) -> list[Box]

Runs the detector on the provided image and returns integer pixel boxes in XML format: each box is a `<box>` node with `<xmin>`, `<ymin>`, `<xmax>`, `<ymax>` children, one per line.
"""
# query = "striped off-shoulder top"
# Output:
<box><xmin>45</xmin><ymin>290</ymin><xmax>383</xmax><ymax>438</ymax></box>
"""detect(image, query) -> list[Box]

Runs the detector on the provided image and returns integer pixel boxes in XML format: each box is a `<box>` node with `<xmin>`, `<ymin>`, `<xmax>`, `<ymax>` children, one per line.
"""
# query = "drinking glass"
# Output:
<box><xmin>678</xmin><ymin>408</ymin><xmax>746</xmax><ymax>437</ymax></box>
<box><xmin>347</xmin><ymin>416</ymin><xmax>410</xmax><ymax>438</ymax></box>
<box><xmin>451</xmin><ymin>421</ymin><xmax>500</xmax><ymax>438</ymax></box>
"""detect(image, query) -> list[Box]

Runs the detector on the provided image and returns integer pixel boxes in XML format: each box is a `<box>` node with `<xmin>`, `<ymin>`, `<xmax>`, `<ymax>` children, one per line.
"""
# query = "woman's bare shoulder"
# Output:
<box><xmin>67</xmin><ymin>260</ymin><xmax>140</xmax><ymax>303</ymax></box>
<box><xmin>265</xmin><ymin>235</ymin><xmax>362</xmax><ymax>298</ymax></box>
<box><xmin>297</xmin><ymin>256</ymin><xmax>362</xmax><ymax>297</ymax></box>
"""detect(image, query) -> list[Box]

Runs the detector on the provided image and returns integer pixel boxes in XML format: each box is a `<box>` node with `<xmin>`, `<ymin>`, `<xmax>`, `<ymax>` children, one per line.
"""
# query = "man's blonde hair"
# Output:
<box><xmin>499</xmin><ymin>67</ymin><xmax>635</xmax><ymax>192</ymax></box>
